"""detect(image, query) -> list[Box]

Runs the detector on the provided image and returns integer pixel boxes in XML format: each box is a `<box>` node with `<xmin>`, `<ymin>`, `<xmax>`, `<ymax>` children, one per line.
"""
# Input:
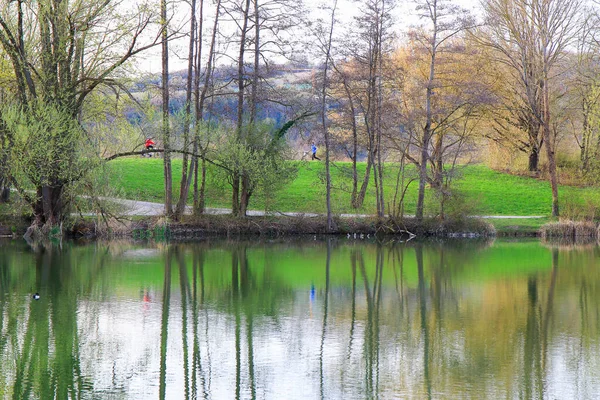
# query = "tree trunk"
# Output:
<box><xmin>161</xmin><ymin>0</ymin><xmax>173</xmax><ymax>217</ymax></box>
<box><xmin>199</xmin><ymin>157</ymin><xmax>207</xmax><ymax>213</ymax></box>
<box><xmin>0</xmin><ymin>134</ymin><xmax>10</xmax><ymax>203</ymax></box>
<box><xmin>417</xmin><ymin>106</ymin><xmax>433</xmax><ymax>221</ymax></box>
<box><xmin>238</xmin><ymin>0</ymin><xmax>260</xmax><ymax>215</ymax></box>
<box><xmin>240</xmin><ymin>175</ymin><xmax>251</xmax><ymax>217</ymax></box>
<box><xmin>342</xmin><ymin>77</ymin><xmax>359</xmax><ymax>207</ymax></box>
<box><xmin>417</xmin><ymin>3</ymin><xmax>438</xmax><ymax>221</ymax></box>
<box><xmin>233</xmin><ymin>0</ymin><xmax>251</xmax><ymax>217</ymax></box>
<box><xmin>250</xmin><ymin>0</ymin><xmax>259</xmax><ymax>124</ymax></box>
<box><xmin>543</xmin><ymin>79</ymin><xmax>559</xmax><ymax>217</ymax></box>
<box><xmin>375</xmin><ymin>17</ymin><xmax>385</xmax><ymax>219</ymax></box>
<box><xmin>322</xmin><ymin>0</ymin><xmax>338</xmax><ymax>232</ymax></box>
<box><xmin>580</xmin><ymin>97</ymin><xmax>591</xmax><ymax>171</ymax></box>
<box><xmin>432</xmin><ymin>134</ymin><xmax>444</xmax><ymax>188</ymax></box>
<box><xmin>174</xmin><ymin>0</ymin><xmax>198</xmax><ymax>220</ymax></box>
<box><xmin>528</xmin><ymin>148</ymin><xmax>539</xmax><ymax>172</ymax></box>
<box><xmin>25</xmin><ymin>184</ymin><xmax>65</xmax><ymax>238</ymax></box>
<box><xmin>0</xmin><ymin>186</ymin><xmax>8</xmax><ymax>203</ymax></box>
<box><xmin>193</xmin><ymin>0</ymin><xmax>218</xmax><ymax>216</ymax></box>
<box><xmin>232</xmin><ymin>172</ymin><xmax>240</xmax><ymax>217</ymax></box>
<box><xmin>354</xmin><ymin>154</ymin><xmax>373</xmax><ymax>209</ymax></box>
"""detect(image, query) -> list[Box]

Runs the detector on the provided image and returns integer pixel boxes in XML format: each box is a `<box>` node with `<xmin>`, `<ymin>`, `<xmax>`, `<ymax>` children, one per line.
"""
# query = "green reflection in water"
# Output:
<box><xmin>0</xmin><ymin>238</ymin><xmax>599</xmax><ymax>399</ymax></box>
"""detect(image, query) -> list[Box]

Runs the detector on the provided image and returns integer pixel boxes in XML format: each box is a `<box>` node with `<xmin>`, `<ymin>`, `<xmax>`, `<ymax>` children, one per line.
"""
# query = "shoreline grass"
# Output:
<box><xmin>107</xmin><ymin>158</ymin><xmax>600</xmax><ymax>217</ymax></box>
<box><xmin>3</xmin><ymin>159</ymin><xmax>600</xmax><ymax>238</ymax></box>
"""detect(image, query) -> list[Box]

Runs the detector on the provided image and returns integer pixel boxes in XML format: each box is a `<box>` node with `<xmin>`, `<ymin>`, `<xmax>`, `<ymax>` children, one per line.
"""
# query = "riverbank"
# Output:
<box><xmin>65</xmin><ymin>214</ymin><xmax>506</xmax><ymax>240</ymax></box>
<box><xmin>0</xmin><ymin>199</ymin><xmax>551</xmax><ymax>239</ymax></box>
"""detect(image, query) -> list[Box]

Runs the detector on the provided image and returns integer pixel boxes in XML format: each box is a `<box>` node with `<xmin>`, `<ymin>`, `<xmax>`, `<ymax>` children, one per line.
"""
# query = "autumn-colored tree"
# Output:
<box><xmin>391</xmin><ymin>35</ymin><xmax>491</xmax><ymax>218</ymax></box>
<box><xmin>479</xmin><ymin>0</ymin><xmax>583</xmax><ymax>217</ymax></box>
<box><xmin>395</xmin><ymin>0</ymin><xmax>477</xmax><ymax>220</ymax></box>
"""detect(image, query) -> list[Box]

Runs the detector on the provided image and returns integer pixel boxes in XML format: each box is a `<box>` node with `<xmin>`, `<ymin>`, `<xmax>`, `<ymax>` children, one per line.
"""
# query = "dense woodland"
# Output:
<box><xmin>0</xmin><ymin>0</ymin><xmax>598</xmax><ymax>236</ymax></box>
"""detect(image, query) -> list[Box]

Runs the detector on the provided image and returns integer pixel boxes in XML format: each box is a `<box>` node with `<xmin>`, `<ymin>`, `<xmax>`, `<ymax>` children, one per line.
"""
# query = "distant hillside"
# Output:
<box><xmin>123</xmin><ymin>62</ymin><xmax>322</xmax><ymax>150</ymax></box>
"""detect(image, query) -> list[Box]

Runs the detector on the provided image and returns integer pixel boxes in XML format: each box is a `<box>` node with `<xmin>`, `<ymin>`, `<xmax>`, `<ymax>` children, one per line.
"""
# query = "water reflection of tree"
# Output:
<box><xmin>158</xmin><ymin>246</ymin><xmax>171</xmax><ymax>400</ymax></box>
<box><xmin>341</xmin><ymin>244</ymin><xmax>384</xmax><ymax>399</ymax></box>
<box><xmin>190</xmin><ymin>246</ymin><xmax>210</xmax><ymax>399</ymax></box>
<box><xmin>5</xmin><ymin>239</ymin><xmax>600</xmax><ymax>398</ymax></box>
<box><xmin>160</xmin><ymin>245</ymin><xmax>211</xmax><ymax>400</ymax></box>
<box><xmin>421</xmin><ymin>243</ymin><xmax>568</xmax><ymax>398</ymax></box>
<box><xmin>7</xmin><ymin>244</ymin><xmax>95</xmax><ymax>399</ymax></box>
<box><xmin>516</xmin><ymin>247</ymin><xmax>557</xmax><ymax>399</ymax></box>
<box><xmin>416</xmin><ymin>243</ymin><xmax>432</xmax><ymax>400</ymax></box>
<box><xmin>126</xmin><ymin>241</ymin><xmax>600</xmax><ymax>397</ymax></box>
<box><xmin>319</xmin><ymin>239</ymin><xmax>331</xmax><ymax>400</ymax></box>
<box><xmin>233</xmin><ymin>245</ymin><xmax>257</xmax><ymax>400</ymax></box>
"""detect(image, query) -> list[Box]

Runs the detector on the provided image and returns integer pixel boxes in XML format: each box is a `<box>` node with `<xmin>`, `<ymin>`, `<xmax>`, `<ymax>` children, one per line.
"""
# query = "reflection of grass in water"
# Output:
<box><xmin>87</xmin><ymin>240</ymin><xmax>556</xmax><ymax>292</ymax></box>
<box><xmin>541</xmin><ymin>237</ymin><xmax>599</xmax><ymax>249</ymax></box>
<box><xmin>0</xmin><ymin>240</ymin><xmax>560</xmax><ymax>301</ymax></box>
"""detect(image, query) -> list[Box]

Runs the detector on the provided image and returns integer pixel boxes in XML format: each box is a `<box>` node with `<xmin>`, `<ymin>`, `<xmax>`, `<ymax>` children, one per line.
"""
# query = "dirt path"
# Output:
<box><xmin>109</xmin><ymin>198</ymin><xmax>545</xmax><ymax>219</ymax></box>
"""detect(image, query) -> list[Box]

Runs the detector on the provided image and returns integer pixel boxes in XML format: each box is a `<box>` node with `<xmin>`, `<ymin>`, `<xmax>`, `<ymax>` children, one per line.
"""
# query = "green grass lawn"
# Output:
<box><xmin>107</xmin><ymin>157</ymin><xmax>600</xmax><ymax>219</ymax></box>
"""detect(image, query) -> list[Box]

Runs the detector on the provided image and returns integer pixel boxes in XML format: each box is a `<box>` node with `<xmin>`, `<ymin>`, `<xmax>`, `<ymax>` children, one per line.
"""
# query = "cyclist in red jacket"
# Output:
<box><xmin>144</xmin><ymin>138</ymin><xmax>156</xmax><ymax>157</ymax></box>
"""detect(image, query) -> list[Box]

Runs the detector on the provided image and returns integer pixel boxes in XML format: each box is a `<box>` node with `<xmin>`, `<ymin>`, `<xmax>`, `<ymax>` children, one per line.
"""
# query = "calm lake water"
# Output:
<box><xmin>1</xmin><ymin>237</ymin><xmax>599</xmax><ymax>399</ymax></box>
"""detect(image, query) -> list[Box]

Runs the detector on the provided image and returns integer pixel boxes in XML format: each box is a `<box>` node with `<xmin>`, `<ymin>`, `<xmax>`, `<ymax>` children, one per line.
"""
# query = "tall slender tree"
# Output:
<box><xmin>321</xmin><ymin>0</ymin><xmax>339</xmax><ymax>232</ymax></box>
<box><xmin>194</xmin><ymin>0</ymin><xmax>222</xmax><ymax>214</ymax></box>
<box><xmin>161</xmin><ymin>0</ymin><xmax>173</xmax><ymax>217</ymax></box>
<box><xmin>334</xmin><ymin>0</ymin><xmax>395</xmax><ymax>213</ymax></box>
<box><xmin>174</xmin><ymin>0</ymin><xmax>200</xmax><ymax>219</ymax></box>
<box><xmin>412</xmin><ymin>0</ymin><xmax>473</xmax><ymax>221</ymax></box>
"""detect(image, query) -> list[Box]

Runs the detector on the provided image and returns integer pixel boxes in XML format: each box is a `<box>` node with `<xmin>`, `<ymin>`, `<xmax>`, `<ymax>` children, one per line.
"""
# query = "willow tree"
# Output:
<box><xmin>480</xmin><ymin>0</ymin><xmax>582</xmax><ymax>217</ymax></box>
<box><xmin>0</xmin><ymin>0</ymin><xmax>160</xmax><ymax>233</ymax></box>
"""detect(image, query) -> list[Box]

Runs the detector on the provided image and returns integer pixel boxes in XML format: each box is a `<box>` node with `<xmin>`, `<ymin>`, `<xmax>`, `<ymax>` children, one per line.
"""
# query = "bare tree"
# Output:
<box><xmin>161</xmin><ymin>0</ymin><xmax>174</xmax><ymax>217</ymax></box>
<box><xmin>332</xmin><ymin>0</ymin><xmax>395</xmax><ymax>215</ymax></box>
<box><xmin>221</xmin><ymin>0</ymin><xmax>302</xmax><ymax>216</ymax></box>
<box><xmin>174</xmin><ymin>0</ymin><xmax>201</xmax><ymax>219</ymax></box>
<box><xmin>480</xmin><ymin>0</ymin><xmax>583</xmax><ymax>217</ymax></box>
<box><xmin>411</xmin><ymin>0</ymin><xmax>474</xmax><ymax>221</ymax></box>
<box><xmin>321</xmin><ymin>0</ymin><xmax>339</xmax><ymax>232</ymax></box>
<box><xmin>566</xmin><ymin>10</ymin><xmax>600</xmax><ymax>174</ymax></box>
<box><xmin>194</xmin><ymin>0</ymin><xmax>223</xmax><ymax>215</ymax></box>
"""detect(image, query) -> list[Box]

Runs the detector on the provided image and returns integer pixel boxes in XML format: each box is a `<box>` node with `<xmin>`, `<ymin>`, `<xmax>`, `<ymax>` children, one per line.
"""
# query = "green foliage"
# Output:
<box><xmin>214</xmin><ymin>122</ymin><xmax>298</xmax><ymax>211</ymax></box>
<box><xmin>1</xmin><ymin>101</ymin><xmax>98</xmax><ymax>187</ymax></box>
<box><xmin>436</xmin><ymin>189</ymin><xmax>480</xmax><ymax>221</ymax></box>
<box><xmin>81</xmin><ymin>87</ymin><xmax>154</xmax><ymax>156</ymax></box>
<box><xmin>0</xmin><ymin>101</ymin><xmax>115</xmax><ymax>224</ymax></box>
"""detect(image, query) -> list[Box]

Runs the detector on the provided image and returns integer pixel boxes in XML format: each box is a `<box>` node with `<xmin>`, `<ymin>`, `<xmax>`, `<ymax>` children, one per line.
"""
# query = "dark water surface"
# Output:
<box><xmin>1</xmin><ymin>238</ymin><xmax>599</xmax><ymax>399</ymax></box>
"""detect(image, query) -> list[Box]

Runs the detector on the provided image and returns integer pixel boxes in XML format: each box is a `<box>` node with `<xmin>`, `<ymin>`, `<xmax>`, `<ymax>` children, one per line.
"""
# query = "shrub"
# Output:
<box><xmin>540</xmin><ymin>220</ymin><xmax>597</xmax><ymax>238</ymax></box>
